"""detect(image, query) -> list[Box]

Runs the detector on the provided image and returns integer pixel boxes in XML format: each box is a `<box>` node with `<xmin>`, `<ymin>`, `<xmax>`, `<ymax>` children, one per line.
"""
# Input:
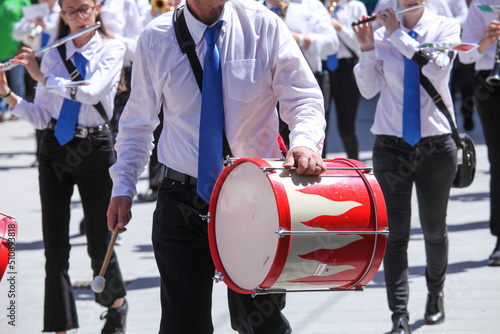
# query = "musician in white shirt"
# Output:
<box><xmin>0</xmin><ymin>0</ymin><xmax>128</xmax><ymax>332</ymax></box>
<box><xmin>353</xmin><ymin>1</ymin><xmax>460</xmax><ymax>332</ymax></box>
<box><xmin>107</xmin><ymin>0</ymin><xmax>326</xmax><ymax>333</ymax></box>
<box><xmin>459</xmin><ymin>0</ymin><xmax>500</xmax><ymax>267</ymax></box>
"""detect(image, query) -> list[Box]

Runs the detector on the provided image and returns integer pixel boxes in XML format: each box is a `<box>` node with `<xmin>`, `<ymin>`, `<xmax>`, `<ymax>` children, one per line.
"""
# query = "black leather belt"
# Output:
<box><xmin>165</xmin><ymin>167</ymin><xmax>197</xmax><ymax>186</ymax></box>
<box><xmin>46</xmin><ymin>119</ymin><xmax>111</xmax><ymax>138</ymax></box>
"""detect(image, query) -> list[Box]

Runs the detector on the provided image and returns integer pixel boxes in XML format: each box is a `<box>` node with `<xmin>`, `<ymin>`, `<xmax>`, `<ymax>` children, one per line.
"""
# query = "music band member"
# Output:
<box><xmin>353</xmin><ymin>1</ymin><xmax>460</xmax><ymax>333</ymax></box>
<box><xmin>0</xmin><ymin>0</ymin><xmax>128</xmax><ymax>332</ymax></box>
<box><xmin>107</xmin><ymin>0</ymin><xmax>326</xmax><ymax>332</ymax></box>
<box><xmin>459</xmin><ymin>0</ymin><xmax>500</xmax><ymax>267</ymax></box>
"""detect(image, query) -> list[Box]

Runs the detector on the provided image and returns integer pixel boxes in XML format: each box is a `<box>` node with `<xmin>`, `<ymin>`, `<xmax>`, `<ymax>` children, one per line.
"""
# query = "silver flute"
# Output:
<box><xmin>0</xmin><ymin>22</ymin><xmax>101</xmax><ymax>71</ymax></box>
<box><xmin>352</xmin><ymin>3</ymin><xmax>426</xmax><ymax>26</ymax></box>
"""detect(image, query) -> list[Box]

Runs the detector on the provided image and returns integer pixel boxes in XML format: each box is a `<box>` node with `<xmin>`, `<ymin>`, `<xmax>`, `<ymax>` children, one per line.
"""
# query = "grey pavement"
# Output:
<box><xmin>0</xmin><ymin>95</ymin><xmax>498</xmax><ymax>333</ymax></box>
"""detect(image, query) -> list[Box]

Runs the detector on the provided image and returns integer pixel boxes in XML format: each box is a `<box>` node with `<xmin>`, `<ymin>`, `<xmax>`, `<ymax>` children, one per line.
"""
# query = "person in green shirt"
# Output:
<box><xmin>0</xmin><ymin>0</ymin><xmax>31</xmax><ymax>119</ymax></box>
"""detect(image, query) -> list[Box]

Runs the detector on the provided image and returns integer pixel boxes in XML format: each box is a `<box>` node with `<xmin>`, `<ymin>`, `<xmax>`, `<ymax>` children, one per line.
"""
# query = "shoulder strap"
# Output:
<box><xmin>173</xmin><ymin>6</ymin><xmax>232</xmax><ymax>158</ymax></box>
<box><xmin>57</xmin><ymin>44</ymin><xmax>110</xmax><ymax>125</ymax></box>
<box><xmin>408</xmin><ymin>51</ymin><xmax>462</xmax><ymax>147</ymax></box>
<box><xmin>418</xmin><ymin>70</ymin><xmax>462</xmax><ymax>147</ymax></box>
<box><xmin>173</xmin><ymin>6</ymin><xmax>204</xmax><ymax>91</ymax></box>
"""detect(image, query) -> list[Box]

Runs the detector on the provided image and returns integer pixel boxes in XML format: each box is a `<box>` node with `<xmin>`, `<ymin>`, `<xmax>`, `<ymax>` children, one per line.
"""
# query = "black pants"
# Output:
<box><xmin>39</xmin><ymin>130</ymin><xmax>126</xmax><ymax>332</ymax></box>
<box><xmin>152</xmin><ymin>179</ymin><xmax>291</xmax><ymax>334</ymax></box>
<box><xmin>474</xmin><ymin>72</ymin><xmax>500</xmax><ymax>237</ymax></box>
<box><xmin>327</xmin><ymin>58</ymin><xmax>360</xmax><ymax>160</ymax></box>
<box><xmin>373</xmin><ymin>135</ymin><xmax>456</xmax><ymax>321</ymax></box>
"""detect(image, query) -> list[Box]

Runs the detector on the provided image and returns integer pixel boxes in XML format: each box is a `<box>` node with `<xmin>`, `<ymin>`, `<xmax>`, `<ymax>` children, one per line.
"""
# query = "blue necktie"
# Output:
<box><xmin>271</xmin><ymin>6</ymin><xmax>280</xmax><ymax>15</ymax></box>
<box><xmin>54</xmin><ymin>52</ymin><xmax>87</xmax><ymax>145</ymax></box>
<box><xmin>326</xmin><ymin>5</ymin><xmax>340</xmax><ymax>71</ymax></box>
<box><xmin>402</xmin><ymin>30</ymin><xmax>421</xmax><ymax>146</ymax></box>
<box><xmin>197</xmin><ymin>21</ymin><xmax>224</xmax><ymax>203</ymax></box>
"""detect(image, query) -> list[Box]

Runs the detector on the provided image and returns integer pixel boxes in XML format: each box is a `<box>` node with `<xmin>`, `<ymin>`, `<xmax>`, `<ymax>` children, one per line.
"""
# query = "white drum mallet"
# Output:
<box><xmin>91</xmin><ymin>226</ymin><xmax>120</xmax><ymax>293</ymax></box>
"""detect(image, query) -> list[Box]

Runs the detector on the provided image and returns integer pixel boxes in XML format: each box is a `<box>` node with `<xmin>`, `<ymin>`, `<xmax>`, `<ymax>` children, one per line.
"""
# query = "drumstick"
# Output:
<box><xmin>91</xmin><ymin>225</ymin><xmax>120</xmax><ymax>293</ymax></box>
<box><xmin>352</xmin><ymin>3</ymin><xmax>426</xmax><ymax>26</ymax></box>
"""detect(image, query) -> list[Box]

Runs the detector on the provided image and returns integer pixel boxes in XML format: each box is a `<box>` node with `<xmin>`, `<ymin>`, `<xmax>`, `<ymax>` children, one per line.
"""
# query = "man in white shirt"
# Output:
<box><xmin>459</xmin><ymin>0</ymin><xmax>500</xmax><ymax>267</ymax></box>
<box><xmin>107</xmin><ymin>0</ymin><xmax>326</xmax><ymax>333</ymax></box>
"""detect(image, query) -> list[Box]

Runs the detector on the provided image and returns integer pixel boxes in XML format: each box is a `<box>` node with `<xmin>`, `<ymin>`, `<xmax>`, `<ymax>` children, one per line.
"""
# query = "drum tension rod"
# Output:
<box><xmin>252</xmin><ymin>286</ymin><xmax>364</xmax><ymax>297</ymax></box>
<box><xmin>275</xmin><ymin>227</ymin><xmax>389</xmax><ymax>238</ymax></box>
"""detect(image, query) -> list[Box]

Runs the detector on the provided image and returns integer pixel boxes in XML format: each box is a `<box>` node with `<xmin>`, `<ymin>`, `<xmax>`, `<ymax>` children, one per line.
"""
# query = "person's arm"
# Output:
<box><xmin>271</xmin><ymin>18</ymin><xmax>326</xmax><ymax>174</ymax></box>
<box><xmin>108</xmin><ymin>28</ymin><xmax>161</xmax><ymax>232</ymax></box>
<box><xmin>352</xmin><ymin>15</ymin><xmax>385</xmax><ymax>99</ymax></box>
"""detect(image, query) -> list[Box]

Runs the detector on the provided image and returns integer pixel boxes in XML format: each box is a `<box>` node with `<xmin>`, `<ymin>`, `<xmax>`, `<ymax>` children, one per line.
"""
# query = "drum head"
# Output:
<box><xmin>210</xmin><ymin>159</ymin><xmax>280</xmax><ymax>292</ymax></box>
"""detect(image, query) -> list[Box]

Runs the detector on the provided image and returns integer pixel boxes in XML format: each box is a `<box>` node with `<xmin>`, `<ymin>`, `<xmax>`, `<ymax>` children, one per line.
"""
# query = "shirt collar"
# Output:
<box><xmin>184</xmin><ymin>1</ymin><xmax>230</xmax><ymax>46</ymax></box>
<box><xmin>400</xmin><ymin>8</ymin><xmax>433</xmax><ymax>38</ymax></box>
<box><xmin>65</xmin><ymin>31</ymin><xmax>102</xmax><ymax>61</ymax></box>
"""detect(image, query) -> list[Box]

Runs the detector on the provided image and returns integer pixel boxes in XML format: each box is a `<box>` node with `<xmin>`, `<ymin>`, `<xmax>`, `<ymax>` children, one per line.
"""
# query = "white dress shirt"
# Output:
<box><xmin>10</xmin><ymin>32</ymin><xmax>125</xmax><ymax>129</ymax></box>
<box><xmin>459</xmin><ymin>0</ymin><xmax>498</xmax><ymax>71</ymax></box>
<box><xmin>262</xmin><ymin>0</ymin><xmax>338</xmax><ymax>73</ymax></box>
<box><xmin>354</xmin><ymin>9</ymin><xmax>460</xmax><ymax>138</ymax></box>
<box><xmin>100</xmin><ymin>0</ymin><xmax>143</xmax><ymax>66</ymax></box>
<box><xmin>324</xmin><ymin>0</ymin><xmax>367</xmax><ymax>59</ymax></box>
<box><xmin>110</xmin><ymin>0</ymin><xmax>326</xmax><ymax>198</ymax></box>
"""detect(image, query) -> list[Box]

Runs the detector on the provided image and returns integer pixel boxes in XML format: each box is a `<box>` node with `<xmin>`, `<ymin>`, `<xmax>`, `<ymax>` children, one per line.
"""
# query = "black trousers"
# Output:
<box><xmin>327</xmin><ymin>58</ymin><xmax>360</xmax><ymax>160</ymax></box>
<box><xmin>39</xmin><ymin>130</ymin><xmax>126</xmax><ymax>332</ymax></box>
<box><xmin>474</xmin><ymin>72</ymin><xmax>500</xmax><ymax>237</ymax></box>
<box><xmin>152</xmin><ymin>179</ymin><xmax>291</xmax><ymax>334</ymax></box>
<box><xmin>373</xmin><ymin>135</ymin><xmax>456</xmax><ymax>321</ymax></box>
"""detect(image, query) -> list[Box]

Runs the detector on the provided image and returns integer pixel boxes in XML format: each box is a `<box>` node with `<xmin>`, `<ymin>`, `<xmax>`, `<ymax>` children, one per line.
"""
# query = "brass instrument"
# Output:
<box><xmin>486</xmin><ymin>36</ymin><xmax>500</xmax><ymax>86</ymax></box>
<box><xmin>328</xmin><ymin>0</ymin><xmax>337</xmax><ymax>16</ymax></box>
<box><xmin>151</xmin><ymin>0</ymin><xmax>175</xmax><ymax>15</ymax></box>
<box><xmin>22</xmin><ymin>22</ymin><xmax>44</xmax><ymax>50</ymax></box>
<box><xmin>0</xmin><ymin>22</ymin><xmax>101</xmax><ymax>72</ymax></box>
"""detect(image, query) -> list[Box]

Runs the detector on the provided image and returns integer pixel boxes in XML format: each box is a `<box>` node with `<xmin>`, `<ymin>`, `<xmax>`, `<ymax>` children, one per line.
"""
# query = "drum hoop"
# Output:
<box><xmin>209</xmin><ymin>157</ymin><xmax>291</xmax><ymax>294</ymax></box>
<box><xmin>258</xmin><ymin>168</ymin><xmax>291</xmax><ymax>290</ymax></box>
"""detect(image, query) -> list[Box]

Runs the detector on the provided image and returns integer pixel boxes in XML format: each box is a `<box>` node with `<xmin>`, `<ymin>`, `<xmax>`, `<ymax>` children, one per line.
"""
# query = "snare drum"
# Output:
<box><xmin>208</xmin><ymin>158</ymin><xmax>388</xmax><ymax>295</ymax></box>
<box><xmin>0</xmin><ymin>213</ymin><xmax>17</xmax><ymax>282</ymax></box>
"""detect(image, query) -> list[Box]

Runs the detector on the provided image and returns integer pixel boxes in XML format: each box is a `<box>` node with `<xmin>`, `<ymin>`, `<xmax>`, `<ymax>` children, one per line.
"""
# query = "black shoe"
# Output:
<box><xmin>101</xmin><ymin>299</ymin><xmax>128</xmax><ymax>334</ymax></box>
<box><xmin>137</xmin><ymin>188</ymin><xmax>158</xmax><ymax>202</ymax></box>
<box><xmin>488</xmin><ymin>240</ymin><xmax>500</xmax><ymax>266</ymax></box>
<box><xmin>424</xmin><ymin>291</ymin><xmax>445</xmax><ymax>325</ymax></box>
<box><xmin>391</xmin><ymin>317</ymin><xmax>412</xmax><ymax>334</ymax></box>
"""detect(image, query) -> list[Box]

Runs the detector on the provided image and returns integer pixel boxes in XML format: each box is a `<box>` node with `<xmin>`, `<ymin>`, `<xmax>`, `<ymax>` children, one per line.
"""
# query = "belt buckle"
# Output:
<box><xmin>75</xmin><ymin>127</ymin><xmax>88</xmax><ymax>138</ymax></box>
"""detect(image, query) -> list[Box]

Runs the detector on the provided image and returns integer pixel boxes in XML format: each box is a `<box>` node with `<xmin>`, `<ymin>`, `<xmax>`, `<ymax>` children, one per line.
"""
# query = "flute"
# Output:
<box><xmin>0</xmin><ymin>22</ymin><xmax>101</xmax><ymax>72</ymax></box>
<box><xmin>351</xmin><ymin>3</ymin><xmax>426</xmax><ymax>26</ymax></box>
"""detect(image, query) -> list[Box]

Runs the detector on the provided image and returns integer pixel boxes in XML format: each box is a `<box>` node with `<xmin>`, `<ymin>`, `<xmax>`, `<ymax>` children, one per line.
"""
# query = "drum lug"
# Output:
<box><xmin>223</xmin><ymin>156</ymin><xmax>235</xmax><ymax>167</ymax></box>
<box><xmin>381</xmin><ymin>227</ymin><xmax>389</xmax><ymax>238</ymax></box>
<box><xmin>213</xmin><ymin>271</ymin><xmax>224</xmax><ymax>283</ymax></box>
<box><xmin>200</xmin><ymin>212</ymin><xmax>211</xmax><ymax>223</ymax></box>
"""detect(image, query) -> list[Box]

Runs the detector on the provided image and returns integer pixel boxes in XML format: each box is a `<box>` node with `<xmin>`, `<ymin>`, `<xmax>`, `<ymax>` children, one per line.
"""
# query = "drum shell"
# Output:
<box><xmin>209</xmin><ymin>158</ymin><xmax>387</xmax><ymax>294</ymax></box>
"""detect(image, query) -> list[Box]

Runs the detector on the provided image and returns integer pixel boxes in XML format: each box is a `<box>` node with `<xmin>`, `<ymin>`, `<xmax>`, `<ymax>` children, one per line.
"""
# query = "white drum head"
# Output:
<box><xmin>214</xmin><ymin>161</ymin><xmax>280</xmax><ymax>291</ymax></box>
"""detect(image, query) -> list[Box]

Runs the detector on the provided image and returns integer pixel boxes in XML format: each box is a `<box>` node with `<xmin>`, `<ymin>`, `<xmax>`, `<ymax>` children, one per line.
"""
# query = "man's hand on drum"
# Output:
<box><xmin>283</xmin><ymin>146</ymin><xmax>326</xmax><ymax>175</ymax></box>
<box><xmin>107</xmin><ymin>196</ymin><xmax>133</xmax><ymax>233</ymax></box>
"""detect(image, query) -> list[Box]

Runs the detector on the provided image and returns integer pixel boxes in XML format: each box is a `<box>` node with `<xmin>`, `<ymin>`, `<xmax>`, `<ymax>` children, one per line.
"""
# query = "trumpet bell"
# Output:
<box><xmin>486</xmin><ymin>62</ymin><xmax>500</xmax><ymax>86</ymax></box>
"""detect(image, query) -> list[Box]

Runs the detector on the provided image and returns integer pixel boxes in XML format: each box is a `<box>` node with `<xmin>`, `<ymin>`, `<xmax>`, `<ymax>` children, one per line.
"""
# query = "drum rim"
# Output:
<box><xmin>208</xmin><ymin>157</ymin><xmax>292</xmax><ymax>294</ymax></box>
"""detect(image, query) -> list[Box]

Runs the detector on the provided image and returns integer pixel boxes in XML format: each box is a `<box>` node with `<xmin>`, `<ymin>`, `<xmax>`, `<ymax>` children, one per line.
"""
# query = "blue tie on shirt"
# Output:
<box><xmin>197</xmin><ymin>21</ymin><xmax>224</xmax><ymax>203</ymax></box>
<box><xmin>326</xmin><ymin>5</ymin><xmax>340</xmax><ymax>71</ymax></box>
<box><xmin>271</xmin><ymin>6</ymin><xmax>280</xmax><ymax>15</ymax></box>
<box><xmin>402</xmin><ymin>30</ymin><xmax>421</xmax><ymax>146</ymax></box>
<box><xmin>54</xmin><ymin>52</ymin><xmax>87</xmax><ymax>145</ymax></box>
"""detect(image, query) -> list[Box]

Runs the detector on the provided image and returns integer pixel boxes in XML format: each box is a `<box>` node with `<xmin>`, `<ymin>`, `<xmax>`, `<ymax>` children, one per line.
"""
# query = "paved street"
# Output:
<box><xmin>0</xmin><ymin>95</ymin><xmax>498</xmax><ymax>333</ymax></box>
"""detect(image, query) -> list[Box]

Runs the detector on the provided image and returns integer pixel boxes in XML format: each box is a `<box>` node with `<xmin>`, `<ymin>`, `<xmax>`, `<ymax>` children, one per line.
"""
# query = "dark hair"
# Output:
<box><xmin>56</xmin><ymin>0</ymin><xmax>110</xmax><ymax>40</ymax></box>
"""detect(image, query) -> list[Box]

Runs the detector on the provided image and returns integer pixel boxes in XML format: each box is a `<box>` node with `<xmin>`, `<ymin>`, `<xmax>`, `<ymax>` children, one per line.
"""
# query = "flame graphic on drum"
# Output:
<box><xmin>278</xmin><ymin>179</ymin><xmax>371</xmax><ymax>288</ymax></box>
